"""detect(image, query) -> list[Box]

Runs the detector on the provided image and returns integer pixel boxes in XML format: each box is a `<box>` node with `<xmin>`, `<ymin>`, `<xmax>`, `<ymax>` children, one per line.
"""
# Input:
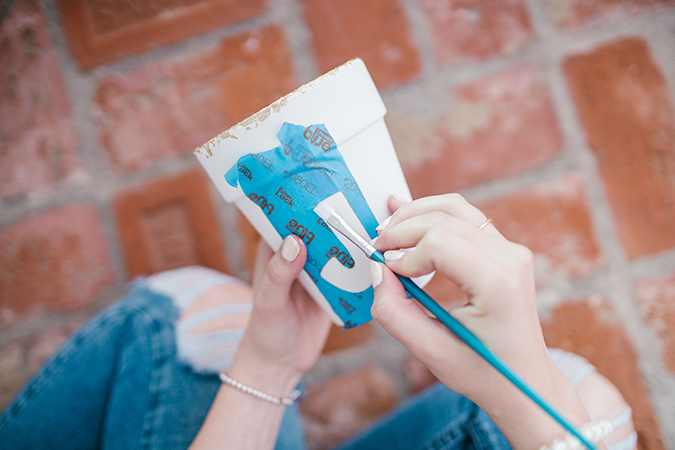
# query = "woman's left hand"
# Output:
<box><xmin>230</xmin><ymin>235</ymin><xmax>332</xmax><ymax>391</ymax></box>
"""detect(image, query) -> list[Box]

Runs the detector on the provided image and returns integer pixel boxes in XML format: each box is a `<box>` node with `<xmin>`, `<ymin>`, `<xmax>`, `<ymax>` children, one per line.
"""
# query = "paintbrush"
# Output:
<box><xmin>314</xmin><ymin>202</ymin><xmax>595</xmax><ymax>450</ymax></box>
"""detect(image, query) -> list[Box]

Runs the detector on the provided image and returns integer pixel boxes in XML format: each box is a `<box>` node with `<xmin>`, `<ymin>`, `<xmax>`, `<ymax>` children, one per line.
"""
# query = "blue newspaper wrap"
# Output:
<box><xmin>225</xmin><ymin>122</ymin><xmax>379</xmax><ymax>328</ymax></box>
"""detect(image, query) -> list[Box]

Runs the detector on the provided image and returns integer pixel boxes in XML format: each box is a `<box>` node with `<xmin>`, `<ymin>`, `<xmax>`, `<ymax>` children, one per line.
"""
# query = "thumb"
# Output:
<box><xmin>370</xmin><ymin>262</ymin><xmax>449</xmax><ymax>360</ymax></box>
<box><xmin>254</xmin><ymin>235</ymin><xmax>306</xmax><ymax>311</ymax></box>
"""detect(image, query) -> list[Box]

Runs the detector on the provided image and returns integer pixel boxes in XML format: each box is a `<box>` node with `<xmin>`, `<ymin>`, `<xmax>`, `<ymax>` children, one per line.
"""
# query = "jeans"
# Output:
<box><xmin>0</xmin><ymin>280</ymin><xmax>509</xmax><ymax>450</ymax></box>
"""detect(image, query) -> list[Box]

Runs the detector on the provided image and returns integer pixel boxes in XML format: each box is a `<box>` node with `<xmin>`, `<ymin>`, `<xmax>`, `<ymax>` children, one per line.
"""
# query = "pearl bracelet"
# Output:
<box><xmin>539</xmin><ymin>418</ymin><xmax>614</xmax><ymax>450</ymax></box>
<box><xmin>219</xmin><ymin>372</ymin><xmax>301</xmax><ymax>406</ymax></box>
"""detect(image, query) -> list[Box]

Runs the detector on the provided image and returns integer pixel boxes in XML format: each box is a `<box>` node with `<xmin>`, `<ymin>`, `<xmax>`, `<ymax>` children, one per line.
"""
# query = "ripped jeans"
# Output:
<box><xmin>0</xmin><ymin>278</ymin><xmax>510</xmax><ymax>450</ymax></box>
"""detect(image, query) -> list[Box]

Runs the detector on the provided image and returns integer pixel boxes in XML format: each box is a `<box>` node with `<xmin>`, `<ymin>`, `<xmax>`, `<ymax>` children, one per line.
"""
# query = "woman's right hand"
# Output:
<box><xmin>370</xmin><ymin>194</ymin><xmax>591</xmax><ymax>449</ymax></box>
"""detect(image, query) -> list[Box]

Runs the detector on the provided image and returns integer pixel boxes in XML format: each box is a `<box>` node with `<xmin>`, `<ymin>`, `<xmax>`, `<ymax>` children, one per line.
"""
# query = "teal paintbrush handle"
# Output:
<box><xmin>370</xmin><ymin>250</ymin><xmax>595</xmax><ymax>450</ymax></box>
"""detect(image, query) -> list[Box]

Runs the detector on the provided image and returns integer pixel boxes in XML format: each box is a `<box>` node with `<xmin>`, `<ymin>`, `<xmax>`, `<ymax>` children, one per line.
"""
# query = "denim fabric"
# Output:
<box><xmin>0</xmin><ymin>282</ymin><xmax>305</xmax><ymax>450</ymax></box>
<box><xmin>0</xmin><ymin>280</ymin><xmax>509</xmax><ymax>450</ymax></box>
<box><xmin>334</xmin><ymin>383</ymin><xmax>510</xmax><ymax>450</ymax></box>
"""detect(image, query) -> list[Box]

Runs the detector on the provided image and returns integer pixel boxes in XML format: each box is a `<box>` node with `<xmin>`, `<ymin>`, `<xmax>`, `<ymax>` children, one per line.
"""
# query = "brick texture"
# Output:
<box><xmin>94</xmin><ymin>25</ymin><xmax>295</xmax><ymax>171</ymax></box>
<box><xmin>300</xmin><ymin>364</ymin><xmax>398</xmax><ymax>450</ymax></box>
<box><xmin>564</xmin><ymin>37</ymin><xmax>675</xmax><ymax>259</ymax></box>
<box><xmin>394</xmin><ymin>65</ymin><xmax>562</xmax><ymax>197</ymax></box>
<box><xmin>635</xmin><ymin>273</ymin><xmax>675</xmax><ymax>373</ymax></box>
<box><xmin>301</xmin><ymin>0</ymin><xmax>421</xmax><ymax>89</ymax></box>
<box><xmin>0</xmin><ymin>342</ymin><xmax>29</xmax><ymax>408</ymax></box>
<box><xmin>0</xmin><ymin>0</ymin><xmax>82</xmax><ymax>199</ymax></box>
<box><xmin>420</xmin><ymin>0</ymin><xmax>533</xmax><ymax>66</ymax></box>
<box><xmin>480</xmin><ymin>175</ymin><xmax>602</xmax><ymax>279</ymax></box>
<box><xmin>542</xmin><ymin>0</ymin><xmax>675</xmax><ymax>31</ymax></box>
<box><xmin>113</xmin><ymin>169</ymin><xmax>231</xmax><ymax>278</ymax></box>
<box><xmin>56</xmin><ymin>0</ymin><xmax>267</xmax><ymax>69</ymax></box>
<box><xmin>543</xmin><ymin>298</ymin><xmax>666</xmax><ymax>450</ymax></box>
<box><xmin>322</xmin><ymin>323</ymin><xmax>375</xmax><ymax>353</ymax></box>
<box><xmin>237</xmin><ymin>212</ymin><xmax>262</xmax><ymax>278</ymax></box>
<box><xmin>0</xmin><ymin>204</ymin><xmax>114</xmax><ymax>322</ymax></box>
<box><xmin>0</xmin><ymin>321</ymin><xmax>80</xmax><ymax>408</ymax></box>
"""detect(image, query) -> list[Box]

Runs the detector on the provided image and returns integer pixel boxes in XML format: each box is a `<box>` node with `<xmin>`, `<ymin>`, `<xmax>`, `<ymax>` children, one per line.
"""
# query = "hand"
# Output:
<box><xmin>370</xmin><ymin>194</ymin><xmax>590</xmax><ymax>449</ymax></box>
<box><xmin>191</xmin><ymin>236</ymin><xmax>332</xmax><ymax>450</ymax></box>
<box><xmin>230</xmin><ymin>235</ymin><xmax>332</xmax><ymax>391</ymax></box>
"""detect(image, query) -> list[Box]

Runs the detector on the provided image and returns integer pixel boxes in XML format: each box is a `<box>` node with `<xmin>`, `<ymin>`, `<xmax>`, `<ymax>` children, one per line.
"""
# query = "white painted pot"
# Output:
<box><xmin>195</xmin><ymin>58</ymin><xmax>425</xmax><ymax>325</ymax></box>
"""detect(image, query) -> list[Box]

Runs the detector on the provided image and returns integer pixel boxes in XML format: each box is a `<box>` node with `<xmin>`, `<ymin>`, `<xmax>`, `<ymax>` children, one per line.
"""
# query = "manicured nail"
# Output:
<box><xmin>376</xmin><ymin>216</ymin><xmax>391</xmax><ymax>233</ymax></box>
<box><xmin>281</xmin><ymin>236</ymin><xmax>300</xmax><ymax>262</ymax></box>
<box><xmin>392</xmin><ymin>193</ymin><xmax>408</xmax><ymax>204</ymax></box>
<box><xmin>384</xmin><ymin>250</ymin><xmax>405</xmax><ymax>262</ymax></box>
<box><xmin>370</xmin><ymin>261</ymin><xmax>383</xmax><ymax>288</ymax></box>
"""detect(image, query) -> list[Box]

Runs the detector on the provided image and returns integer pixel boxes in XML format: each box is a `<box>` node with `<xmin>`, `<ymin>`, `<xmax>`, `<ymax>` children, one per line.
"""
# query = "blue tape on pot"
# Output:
<box><xmin>225</xmin><ymin>122</ymin><xmax>379</xmax><ymax>328</ymax></box>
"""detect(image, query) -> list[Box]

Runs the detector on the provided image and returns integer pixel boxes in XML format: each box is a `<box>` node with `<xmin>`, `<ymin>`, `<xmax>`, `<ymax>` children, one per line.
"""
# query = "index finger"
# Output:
<box><xmin>381</xmin><ymin>194</ymin><xmax>503</xmax><ymax>239</ymax></box>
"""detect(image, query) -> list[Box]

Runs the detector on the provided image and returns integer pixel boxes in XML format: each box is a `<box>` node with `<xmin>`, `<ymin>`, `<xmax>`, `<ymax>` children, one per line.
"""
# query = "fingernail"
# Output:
<box><xmin>384</xmin><ymin>250</ymin><xmax>405</xmax><ymax>262</ymax></box>
<box><xmin>392</xmin><ymin>193</ymin><xmax>408</xmax><ymax>204</ymax></box>
<box><xmin>376</xmin><ymin>215</ymin><xmax>391</xmax><ymax>233</ymax></box>
<box><xmin>281</xmin><ymin>236</ymin><xmax>300</xmax><ymax>262</ymax></box>
<box><xmin>370</xmin><ymin>262</ymin><xmax>383</xmax><ymax>288</ymax></box>
<box><xmin>370</xmin><ymin>236</ymin><xmax>378</xmax><ymax>247</ymax></box>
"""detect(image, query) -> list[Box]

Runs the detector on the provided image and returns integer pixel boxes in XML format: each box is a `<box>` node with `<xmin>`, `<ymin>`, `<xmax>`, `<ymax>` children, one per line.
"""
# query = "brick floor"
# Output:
<box><xmin>543</xmin><ymin>298</ymin><xmax>666</xmax><ymax>450</ymax></box>
<box><xmin>479</xmin><ymin>174</ymin><xmax>602</xmax><ymax>280</ymax></box>
<box><xmin>94</xmin><ymin>25</ymin><xmax>295</xmax><ymax>171</ymax></box>
<box><xmin>56</xmin><ymin>0</ymin><xmax>267</xmax><ymax>69</ymax></box>
<box><xmin>300</xmin><ymin>364</ymin><xmax>398</xmax><ymax>450</ymax></box>
<box><xmin>0</xmin><ymin>204</ymin><xmax>114</xmax><ymax>323</ymax></box>
<box><xmin>301</xmin><ymin>0</ymin><xmax>421</xmax><ymax>89</ymax></box>
<box><xmin>542</xmin><ymin>0</ymin><xmax>675</xmax><ymax>31</ymax></box>
<box><xmin>564</xmin><ymin>37</ymin><xmax>675</xmax><ymax>259</ymax></box>
<box><xmin>2</xmin><ymin>0</ymin><xmax>675</xmax><ymax>445</ymax></box>
<box><xmin>113</xmin><ymin>169</ymin><xmax>231</xmax><ymax>278</ymax></box>
<box><xmin>420</xmin><ymin>0</ymin><xmax>533</xmax><ymax>66</ymax></box>
<box><xmin>396</xmin><ymin>65</ymin><xmax>562</xmax><ymax>196</ymax></box>
<box><xmin>635</xmin><ymin>273</ymin><xmax>675</xmax><ymax>373</ymax></box>
<box><xmin>0</xmin><ymin>0</ymin><xmax>83</xmax><ymax>199</ymax></box>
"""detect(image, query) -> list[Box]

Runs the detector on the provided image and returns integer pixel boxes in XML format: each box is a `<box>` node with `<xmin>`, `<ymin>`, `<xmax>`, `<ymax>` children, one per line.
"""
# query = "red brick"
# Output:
<box><xmin>0</xmin><ymin>341</ymin><xmax>30</xmax><ymax>408</ymax></box>
<box><xmin>420</xmin><ymin>0</ymin><xmax>533</xmax><ymax>66</ymax></box>
<box><xmin>26</xmin><ymin>327</ymin><xmax>70</xmax><ymax>372</ymax></box>
<box><xmin>301</xmin><ymin>0</ymin><xmax>421</xmax><ymax>89</ymax></box>
<box><xmin>113</xmin><ymin>169</ymin><xmax>231</xmax><ymax>278</ymax></box>
<box><xmin>479</xmin><ymin>175</ymin><xmax>602</xmax><ymax>279</ymax></box>
<box><xmin>94</xmin><ymin>25</ymin><xmax>295</xmax><ymax>172</ymax></box>
<box><xmin>542</xmin><ymin>0</ymin><xmax>675</xmax><ymax>31</ymax></box>
<box><xmin>395</xmin><ymin>65</ymin><xmax>563</xmax><ymax>196</ymax></box>
<box><xmin>542</xmin><ymin>298</ymin><xmax>665</xmax><ymax>450</ymax></box>
<box><xmin>0</xmin><ymin>0</ymin><xmax>83</xmax><ymax>199</ymax></box>
<box><xmin>0</xmin><ymin>205</ymin><xmax>114</xmax><ymax>321</ymax></box>
<box><xmin>300</xmin><ymin>364</ymin><xmax>398</xmax><ymax>450</ymax></box>
<box><xmin>56</xmin><ymin>0</ymin><xmax>267</xmax><ymax>69</ymax></box>
<box><xmin>564</xmin><ymin>38</ymin><xmax>675</xmax><ymax>258</ymax></box>
<box><xmin>237</xmin><ymin>212</ymin><xmax>262</xmax><ymax>279</ymax></box>
<box><xmin>322</xmin><ymin>323</ymin><xmax>375</xmax><ymax>354</ymax></box>
<box><xmin>635</xmin><ymin>273</ymin><xmax>675</xmax><ymax>373</ymax></box>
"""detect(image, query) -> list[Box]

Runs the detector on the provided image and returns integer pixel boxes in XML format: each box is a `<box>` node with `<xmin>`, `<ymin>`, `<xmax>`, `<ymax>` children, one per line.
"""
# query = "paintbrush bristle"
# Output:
<box><xmin>314</xmin><ymin>202</ymin><xmax>336</xmax><ymax>222</ymax></box>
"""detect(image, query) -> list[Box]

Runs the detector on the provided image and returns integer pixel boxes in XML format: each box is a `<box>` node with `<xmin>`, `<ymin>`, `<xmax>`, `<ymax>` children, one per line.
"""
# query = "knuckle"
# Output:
<box><xmin>511</xmin><ymin>244</ymin><xmax>535</xmax><ymax>269</ymax></box>
<box><xmin>442</xmin><ymin>192</ymin><xmax>468</xmax><ymax>207</ymax></box>
<box><xmin>429</xmin><ymin>210</ymin><xmax>449</xmax><ymax>223</ymax></box>
<box><xmin>425</xmin><ymin>224</ymin><xmax>448</xmax><ymax>247</ymax></box>
<box><xmin>370</xmin><ymin>297</ymin><xmax>394</xmax><ymax>329</ymax></box>
<box><xmin>425</xmin><ymin>220</ymin><xmax>458</xmax><ymax>248</ymax></box>
<box><xmin>265</xmin><ymin>260</ymin><xmax>287</xmax><ymax>287</ymax></box>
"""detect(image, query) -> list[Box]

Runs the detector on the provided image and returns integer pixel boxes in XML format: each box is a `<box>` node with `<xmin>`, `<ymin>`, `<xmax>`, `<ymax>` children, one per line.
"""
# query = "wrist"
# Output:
<box><xmin>227</xmin><ymin>350</ymin><xmax>303</xmax><ymax>399</ymax></box>
<box><xmin>474</xmin><ymin>360</ymin><xmax>590</xmax><ymax>450</ymax></box>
